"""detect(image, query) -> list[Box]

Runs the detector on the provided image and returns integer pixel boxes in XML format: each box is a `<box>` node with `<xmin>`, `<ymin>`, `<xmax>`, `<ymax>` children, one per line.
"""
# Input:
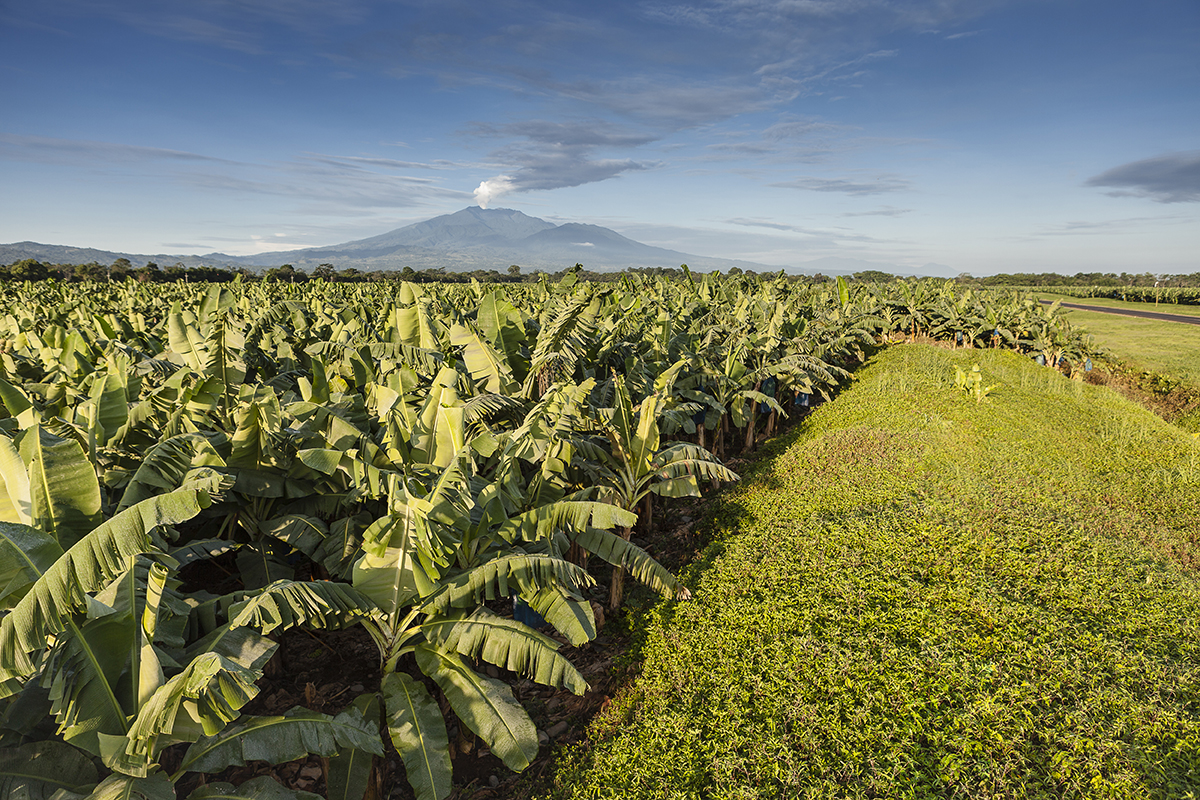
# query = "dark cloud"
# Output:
<box><xmin>1086</xmin><ymin>151</ymin><xmax>1200</xmax><ymax>203</ymax></box>
<box><xmin>469</xmin><ymin>117</ymin><xmax>660</xmax><ymax>206</ymax></box>
<box><xmin>771</xmin><ymin>174</ymin><xmax>912</xmax><ymax>195</ymax></box>
<box><xmin>473</xmin><ymin>148</ymin><xmax>656</xmax><ymax>207</ymax></box>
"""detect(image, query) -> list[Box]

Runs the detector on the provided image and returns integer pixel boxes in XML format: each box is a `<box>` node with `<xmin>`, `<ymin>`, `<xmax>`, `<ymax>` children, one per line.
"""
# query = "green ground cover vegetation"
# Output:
<box><xmin>547</xmin><ymin>344</ymin><xmax>1200</xmax><ymax>799</ymax></box>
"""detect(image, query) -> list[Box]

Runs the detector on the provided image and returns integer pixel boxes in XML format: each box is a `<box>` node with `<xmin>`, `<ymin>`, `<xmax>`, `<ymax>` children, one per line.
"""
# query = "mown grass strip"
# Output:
<box><xmin>545</xmin><ymin>345</ymin><xmax>1200</xmax><ymax>800</ymax></box>
<box><xmin>1037</xmin><ymin>292</ymin><xmax>1200</xmax><ymax>318</ymax></box>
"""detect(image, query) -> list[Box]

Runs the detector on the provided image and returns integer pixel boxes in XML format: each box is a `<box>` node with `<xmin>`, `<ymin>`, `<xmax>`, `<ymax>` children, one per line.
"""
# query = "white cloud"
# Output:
<box><xmin>474</xmin><ymin>176</ymin><xmax>515</xmax><ymax>208</ymax></box>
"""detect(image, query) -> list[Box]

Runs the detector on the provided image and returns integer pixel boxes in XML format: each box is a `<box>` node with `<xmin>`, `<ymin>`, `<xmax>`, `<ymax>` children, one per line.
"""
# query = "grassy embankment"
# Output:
<box><xmin>545</xmin><ymin>344</ymin><xmax>1200</xmax><ymax>799</ymax></box>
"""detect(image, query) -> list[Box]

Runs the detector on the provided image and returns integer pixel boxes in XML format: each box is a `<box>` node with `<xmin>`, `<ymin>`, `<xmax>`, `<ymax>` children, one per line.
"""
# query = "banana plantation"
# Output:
<box><xmin>0</xmin><ymin>273</ymin><xmax>1088</xmax><ymax>800</ymax></box>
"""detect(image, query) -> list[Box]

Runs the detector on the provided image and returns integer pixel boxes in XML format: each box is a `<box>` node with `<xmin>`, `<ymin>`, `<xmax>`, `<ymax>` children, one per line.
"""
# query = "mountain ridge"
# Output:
<box><xmin>0</xmin><ymin>207</ymin><xmax>956</xmax><ymax>276</ymax></box>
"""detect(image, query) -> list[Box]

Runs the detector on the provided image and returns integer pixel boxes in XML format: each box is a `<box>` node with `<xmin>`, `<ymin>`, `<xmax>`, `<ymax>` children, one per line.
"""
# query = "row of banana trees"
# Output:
<box><xmin>1040</xmin><ymin>285</ymin><xmax>1200</xmax><ymax>305</ymax></box>
<box><xmin>0</xmin><ymin>273</ymin><xmax>1081</xmax><ymax>800</ymax></box>
<box><xmin>862</xmin><ymin>280</ymin><xmax>1096</xmax><ymax>373</ymax></box>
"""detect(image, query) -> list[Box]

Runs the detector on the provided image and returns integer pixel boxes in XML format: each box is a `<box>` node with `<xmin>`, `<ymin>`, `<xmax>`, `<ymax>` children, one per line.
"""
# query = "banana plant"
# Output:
<box><xmin>347</xmin><ymin>451</ymin><xmax>615</xmax><ymax>800</ymax></box>
<box><xmin>578</xmin><ymin>367</ymin><xmax>739</xmax><ymax>610</ymax></box>
<box><xmin>0</xmin><ymin>458</ymin><xmax>384</xmax><ymax>799</ymax></box>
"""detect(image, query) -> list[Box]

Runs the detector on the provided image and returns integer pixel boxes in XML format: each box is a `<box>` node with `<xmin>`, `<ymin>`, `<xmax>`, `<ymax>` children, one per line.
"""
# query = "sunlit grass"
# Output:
<box><xmin>546</xmin><ymin>345</ymin><xmax>1200</xmax><ymax>800</ymax></box>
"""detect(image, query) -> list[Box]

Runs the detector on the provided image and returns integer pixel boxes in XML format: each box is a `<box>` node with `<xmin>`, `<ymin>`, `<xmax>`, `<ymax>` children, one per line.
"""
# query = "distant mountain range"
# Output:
<box><xmin>0</xmin><ymin>206</ymin><xmax>956</xmax><ymax>277</ymax></box>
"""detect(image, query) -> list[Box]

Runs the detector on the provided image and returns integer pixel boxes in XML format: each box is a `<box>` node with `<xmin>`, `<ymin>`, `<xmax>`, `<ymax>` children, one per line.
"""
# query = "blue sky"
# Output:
<box><xmin>1</xmin><ymin>0</ymin><xmax>1197</xmax><ymax>274</ymax></box>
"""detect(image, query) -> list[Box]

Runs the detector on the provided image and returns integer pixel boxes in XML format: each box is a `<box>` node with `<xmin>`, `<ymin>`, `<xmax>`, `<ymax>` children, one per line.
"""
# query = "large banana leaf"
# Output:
<box><xmin>40</xmin><ymin>562</ymin><xmax>171</xmax><ymax>759</ymax></box>
<box><xmin>0</xmin><ymin>740</ymin><xmax>98</xmax><ymax>800</ymax></box>
<box><xmin>0</xmin><ymin>522</ymin><xmax>60</xmax><ymax>611</ymax></box>
<box><xmin>168</xmin><ymin>312</ymin><xmax>208</xmax><ymax>373</ymax></box>
<box><xmin>326</xmin><ymin>694</ymin><xmax>379</xmax><ymax>800</ymax></box>
<box><xmin>647</xmin><ymin>443</ymin><xmax>740</xmax><ymax>499</ymax></box>
<box><xmin>202</xmin><ymin>314</ymin><xmax>247</xmax><ymax>424</ymax></box>
<box><xmin>0</xmin><ymin>486</ymin><xmax>212</xmax><ymax>683</ymax></box>
<box><xmin>19</xmin><ymin>425</ymin><xmax>103</xmax><ymax>549</ymax></box>
<box><xmin>449</xmin><ymin>322</ymin><xmax>516</xmax><ymax>394</ymax></box>
<box><xmin>352</xmin><ymin>513</ymin><xmax>423</xmax><ymax>618</ymax></box>
<box><xmin>174</xmin><ymin>706</ymin><xmax>383</xmax><ymax>777</ymax></box>
<box><xmin>84</xmin><ymin>772</ymin><xmax>175</xmax><ymax>800</ymax></box>
<box><xmin>493</xmin><ymin>496</ymin><xmax>637</xmax><ymax>545</ymax></box>
<box><xmin>0</xmin><ymin>436</ymin><xmax>32</xmax><ymax>526</ymax></box>
<box><xmin>414</xmin><ymin>645</ymin><xmax>538</xmax><ymax>773</ymax></box>
<box><xmin>186</xmin><ymin>776</ymin><xmax>322</xmax><ymax>800</ymax></box>
<box><xmin>419</xmin><ymin>554</ymin><xmax>591</xmax><ymax>616</ymax></box>
<box><xmin>108</xmin><ymin>651</ymin><xmax>262</xmax><ymax>777</ymax></box>
<box><xmin>567</xmin><ymin>527</ymin><xmax>683</xmax><ymax>599</ymax></box>
<box><xmin>228</xmin><ymin>387</ymin><xmax>281</xmax><ymax>470</ymax></box>
<box><xmin>475</xmin><ymin>291</ymin><xmax>528</xmax><ymax>382</ymax></box>
<box><xmin>381</xmin><ymin>672</ymin><xmax>452</xmax><ymax>800</ymax></box>
<box><xmin>186</xmin><ymin>580</ymin><xmax>375</xmax><ymax>665</ymax></box>
<box><xmin>0</xmin><ymin>377</ymin><xmax>36</xmax><ymax>421</ymax></box>
<box><xmin>41</xmin><ymin>605</ymin><xmax>134</xmax><ymax>758</ymax></box>
<box><xmin>412</xmin><ymin>372</ymin><xmax>465</xmax><ymax>468</ymax></box>
<box><xmin>421</xmin><ymin>608</ymin><xmax>586</xmax><ymax>694</ymax></box>
<box><xmin>85</xmin><ymin>367</ymin><xmax>129</xmax><ymax>449</ymax></box>
<box><xmin>520</xmin><ymin>585</ymin><xmax>596</xmax><ymax>647</ymax></box>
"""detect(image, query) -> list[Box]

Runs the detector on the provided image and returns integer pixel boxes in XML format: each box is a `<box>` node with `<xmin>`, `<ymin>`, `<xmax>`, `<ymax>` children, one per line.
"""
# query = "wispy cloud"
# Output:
<box><xmin>546</xmin><ymin>77</ymin><xmax>775</xmax><ymax>128</ymax></box>
<box><xmin>703</xmin><ymin>115</ymin><xmax>844</xmax><ymax>161</ymax></box>
<box><xmin>725</xmin><ymin>217</ymin><xmax>816</xmax><ymax>234</ymax></box>
<box><xmin>1024</xmin><ymin>214</ymin><xmax>1191</xmax><ymax>238</ymax></box>
<box><xmin>771</xmin><ymin>173</ymin><xmax>913</xmax><ymax>195</ymax></box>
<box><xmin>1086</xmin><ymin>151</ymin><xmax>1200</xmax><ymax>203</ymax></box>
<box><xmin>842</xmin><ymin>206</ymin><xmax>912</xmax><ymax>217</ymax></box>
<box><xmin>303</xmin><ymin>153</ymin><xmax>466</xmax><ymax>171</ymax></box>
<box><xmin>724</xmin><ymin>217</ymin><xmax>893</xmax><ymax>244</ymax></box>
<box><xmin>0</xmin><ymin>133</ymin><xmax>467</xmax><ymax>210</ymax></box>
<box><xmin>470</xmin><ymin>120</ymin><xmax>657</xmax><ymax>149</ymax></box>
<box><xmin>0</xmin><ymin>133</ymin><xmax>238</xmax><ymax>166</ymax></box>
<box><xmin>24</xmin><ymin>0</ymin><xmax>370</xmax><ymax>55</ymax></box>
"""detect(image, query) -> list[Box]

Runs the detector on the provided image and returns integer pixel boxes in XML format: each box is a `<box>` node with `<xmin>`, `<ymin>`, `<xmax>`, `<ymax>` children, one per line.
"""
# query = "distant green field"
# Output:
<box><xmin>547</xmin><ymin>345</ymin><xmax>1200</xmax><ymax>799</ymax></box>
<box><xmin>1054</xmin><ymin>308</ymin><xmax>1200</xmax><ymax>389</ymax></box>
<box><xmin>1038</xmin><ymin>292</ymin><xmax>1200</xmax><ymax>318</ymax></box>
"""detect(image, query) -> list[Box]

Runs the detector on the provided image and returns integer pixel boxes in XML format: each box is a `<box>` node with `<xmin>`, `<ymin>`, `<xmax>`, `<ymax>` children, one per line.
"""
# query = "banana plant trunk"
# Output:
<box><xmin>697</xmin><ymin>422</ymin><xmax>706</xmax><ymax>450</ymax></box>
<box><xmin>608</xmin><ymin>525</ymin><xmax>633</xmax><ymax>611</ymax></box>
<box><xmin>742</xmin><ymin>379</ymin><xmax>763</xmax><ymax>454</ymax></box>
<box><xmin>566</xmin><ymin>540</ymin><xmax>588</xmax><ymax>570</ymax></box>
<box><xmin>712</xmin><ymin>415</ymin><xmax>728</xmax><ymax>491</ymax></box>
